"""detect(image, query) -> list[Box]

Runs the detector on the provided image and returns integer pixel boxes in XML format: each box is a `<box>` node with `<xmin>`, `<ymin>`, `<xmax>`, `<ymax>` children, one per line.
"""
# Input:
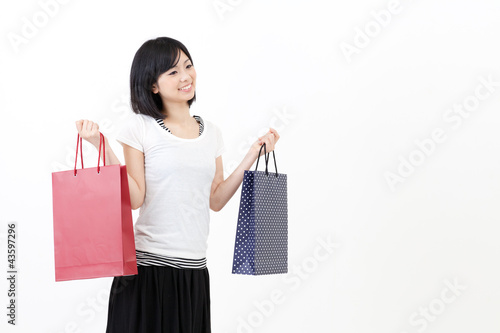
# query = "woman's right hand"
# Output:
<box><xmin>75</xmin><ymin>119</ymin><xmax>101</xmax><ymax>147</ymax></box>
<box><xmin>250</xmin><ymin>128</ymin><xmax>280</xmax><ymax>156</ymax></box>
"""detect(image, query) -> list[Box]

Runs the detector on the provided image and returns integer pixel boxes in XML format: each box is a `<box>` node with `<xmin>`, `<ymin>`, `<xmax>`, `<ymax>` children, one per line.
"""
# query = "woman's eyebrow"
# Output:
<box><xmin>171</xmin><ymin>59</ymin><xmax>191</xmax><ymax>68</ymax></box>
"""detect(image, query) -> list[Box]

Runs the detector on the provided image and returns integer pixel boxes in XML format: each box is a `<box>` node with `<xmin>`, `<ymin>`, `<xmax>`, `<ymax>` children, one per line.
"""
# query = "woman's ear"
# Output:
<box><xmin>151</xmin><ymin>83</ymin><xmax>158</xmax><ymax>94</ymax></box>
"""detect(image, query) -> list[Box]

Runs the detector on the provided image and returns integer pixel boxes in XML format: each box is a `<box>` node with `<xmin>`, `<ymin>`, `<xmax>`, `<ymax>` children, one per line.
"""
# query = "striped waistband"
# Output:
<box><xmin>136</xmin><ymin>250</ymin><xmax>207</xmax><ymax>269</ymax></box>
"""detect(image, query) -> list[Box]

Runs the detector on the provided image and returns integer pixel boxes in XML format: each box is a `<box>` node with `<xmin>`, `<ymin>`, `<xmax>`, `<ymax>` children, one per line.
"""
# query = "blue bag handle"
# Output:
<box><xmin>254</xmin><ymin>143</ymin><xmax>278</xmax><ymax>178</ymax></box>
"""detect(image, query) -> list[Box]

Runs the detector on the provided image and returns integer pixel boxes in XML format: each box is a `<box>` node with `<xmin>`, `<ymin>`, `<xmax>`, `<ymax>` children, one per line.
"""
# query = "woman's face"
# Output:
<box><xmin>152</xmin><ymin>50</ymin><xmax>196</xmax><ymax>106</ymax></box>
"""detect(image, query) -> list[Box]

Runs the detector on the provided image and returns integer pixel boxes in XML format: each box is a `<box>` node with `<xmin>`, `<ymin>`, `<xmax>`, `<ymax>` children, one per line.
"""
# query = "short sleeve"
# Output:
<box><xmin>215</xmin><ymin>124</ymin><xmax>225</xmax><ymax>158</ymax></box>
<box><xmin>115</xmin><ymin>114</ymin><xmax>144</xmax><ymax>152</ymax></box>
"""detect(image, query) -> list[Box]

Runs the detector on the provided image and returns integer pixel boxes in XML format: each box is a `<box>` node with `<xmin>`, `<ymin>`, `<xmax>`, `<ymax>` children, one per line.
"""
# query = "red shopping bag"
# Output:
<box><xmin>52</xmin><ymin>132</ymin><xmax>137</xmax><ymax>282</ymax></box>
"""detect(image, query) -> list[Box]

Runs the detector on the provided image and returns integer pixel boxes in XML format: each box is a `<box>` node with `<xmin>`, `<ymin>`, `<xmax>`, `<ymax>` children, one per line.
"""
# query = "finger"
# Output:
<box><xmin>268</xmin><ymin>133</ymin><xmax>275</xmax><ymax>144</ymax></box>
<box><xmin>263</xmin><ymin>138</ymin><xmax>271</xmax><ymax>149</ymax></box>
<box><xmin>85</xmin><ymin>120</ymin><xmax>93</xmax><ymax>132</ymax></box>
<box><xmin>269</xmin><ymin>128</ymin><xmax>280</xmax><ymax>139</ymax></box>
<box><xmin>75</xmin><ymin>120</ymin><xmax>82</xmax><ymax>132</ymax></box>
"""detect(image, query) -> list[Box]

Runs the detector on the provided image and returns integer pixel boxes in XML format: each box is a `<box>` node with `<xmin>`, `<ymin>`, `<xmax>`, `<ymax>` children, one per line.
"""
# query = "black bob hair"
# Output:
<box><xmin>130</xmin><ymin>37</ymin><xmax>196</xmax><ymax>119</ymax></box>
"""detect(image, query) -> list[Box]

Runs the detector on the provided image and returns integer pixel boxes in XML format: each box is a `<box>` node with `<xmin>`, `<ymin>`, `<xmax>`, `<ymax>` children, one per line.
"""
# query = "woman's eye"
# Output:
<box><xmin>168</xmin><ymin>65</ymin><xmax>192</xmax><ymax>75</ymax></box>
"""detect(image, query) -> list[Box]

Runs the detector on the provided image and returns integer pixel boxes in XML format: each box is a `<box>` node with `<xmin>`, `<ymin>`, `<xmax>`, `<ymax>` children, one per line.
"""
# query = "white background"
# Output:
<box><xmin>1</xmin><ymin>0</ymin><xmax>500</xmax><ymax>332</ymax></box>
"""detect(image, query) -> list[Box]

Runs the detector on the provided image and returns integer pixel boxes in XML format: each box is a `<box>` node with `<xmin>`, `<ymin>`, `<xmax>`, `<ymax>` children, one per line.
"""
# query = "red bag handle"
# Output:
<box><xmin>97</xmin><ymin>132</ymin><xmax>106</xmax><ymax>172</ymax></box>
<box><xmin>74</xmin><ymin>132</ymin><xmax>106</xmax><ymax>176</ymax></box>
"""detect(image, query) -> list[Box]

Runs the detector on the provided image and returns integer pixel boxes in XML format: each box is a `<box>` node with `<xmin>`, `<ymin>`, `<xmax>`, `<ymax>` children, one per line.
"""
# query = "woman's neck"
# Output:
<box><xmin>161</xmin><ymin>103</ymin><xmax>192</xmax><ymax>125</ymax></box>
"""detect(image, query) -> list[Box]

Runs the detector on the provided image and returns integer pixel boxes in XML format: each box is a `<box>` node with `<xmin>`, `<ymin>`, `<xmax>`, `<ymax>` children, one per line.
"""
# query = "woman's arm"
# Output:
<box><xmin>95</xmin><ymin>136</ymin><xmax>146</xmax><ymax>210</ymax></box>
<box><xmin>210</xmin><ymin>128</ymin><xmax>280</xmax><ymax>212</ymax></box>
<box><xmin>76</xmin><ymin>120</ymin><xmax>146</xmax><ymax>210</ymax></box>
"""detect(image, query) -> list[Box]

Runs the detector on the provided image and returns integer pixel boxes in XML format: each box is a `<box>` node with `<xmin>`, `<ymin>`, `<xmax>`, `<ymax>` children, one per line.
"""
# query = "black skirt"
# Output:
<box><xmin>105</xmin><ymin>265</ymin><xmax>211</xmax><ymax>333</ymax></box>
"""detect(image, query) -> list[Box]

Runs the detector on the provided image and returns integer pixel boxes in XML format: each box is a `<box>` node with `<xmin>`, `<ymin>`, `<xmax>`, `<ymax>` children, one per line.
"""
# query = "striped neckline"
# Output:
<box><xmin>154</xmin><ymin>115</ymin><xmax>204</xmax><ymax>137</ymax></box>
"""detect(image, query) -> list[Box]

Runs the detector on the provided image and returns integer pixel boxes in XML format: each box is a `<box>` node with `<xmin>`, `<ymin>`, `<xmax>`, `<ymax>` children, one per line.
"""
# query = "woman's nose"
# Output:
<box><xmin>180</xmin><ymin>70</ymin><xmax>190</xmax><ymax>81</ymax></box>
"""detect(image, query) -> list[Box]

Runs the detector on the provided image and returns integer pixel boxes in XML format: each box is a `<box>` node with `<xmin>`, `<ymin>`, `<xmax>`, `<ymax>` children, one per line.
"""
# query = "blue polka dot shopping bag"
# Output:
<box><xmin>232</xmin><ymin>143</ymin><xmax>288</xmax><ymax>275</ymax></box>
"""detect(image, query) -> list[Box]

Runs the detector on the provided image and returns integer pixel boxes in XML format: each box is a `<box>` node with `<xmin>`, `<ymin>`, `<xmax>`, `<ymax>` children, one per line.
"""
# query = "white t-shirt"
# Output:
<box><xmin>115</xmin><ymin>113</ymin><xmax>225</xmax><ymax>259</ymax></box>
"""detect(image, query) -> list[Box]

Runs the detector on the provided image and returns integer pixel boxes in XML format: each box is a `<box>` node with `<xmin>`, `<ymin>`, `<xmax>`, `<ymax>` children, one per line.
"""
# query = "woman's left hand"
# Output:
<box><xmin>251</xmin><ymin>128</ymin><xmax>280</xmax><ymax>155</ymax></box>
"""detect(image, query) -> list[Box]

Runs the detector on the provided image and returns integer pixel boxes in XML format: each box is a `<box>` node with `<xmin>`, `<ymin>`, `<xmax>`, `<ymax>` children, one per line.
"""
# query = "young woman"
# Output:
<box><xmin>75</xmin><ymin>36</ymin><xmax>279</xmax><ymax>332</ymax></box>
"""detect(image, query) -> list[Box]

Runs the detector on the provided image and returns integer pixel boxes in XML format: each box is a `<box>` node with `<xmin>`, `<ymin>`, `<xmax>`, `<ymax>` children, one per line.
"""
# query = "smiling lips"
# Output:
<box><xmin>179</xmin><ymin>83</ymin><xmax>192</xmax><ymax>92</ymax></box>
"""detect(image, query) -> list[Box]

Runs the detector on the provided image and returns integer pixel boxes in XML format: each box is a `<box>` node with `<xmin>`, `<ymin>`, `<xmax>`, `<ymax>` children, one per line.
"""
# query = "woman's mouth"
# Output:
<box><xmin>179</xmin><ymin>83</ymin><xmax>192</xmax><ymax>92</ymax></box>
